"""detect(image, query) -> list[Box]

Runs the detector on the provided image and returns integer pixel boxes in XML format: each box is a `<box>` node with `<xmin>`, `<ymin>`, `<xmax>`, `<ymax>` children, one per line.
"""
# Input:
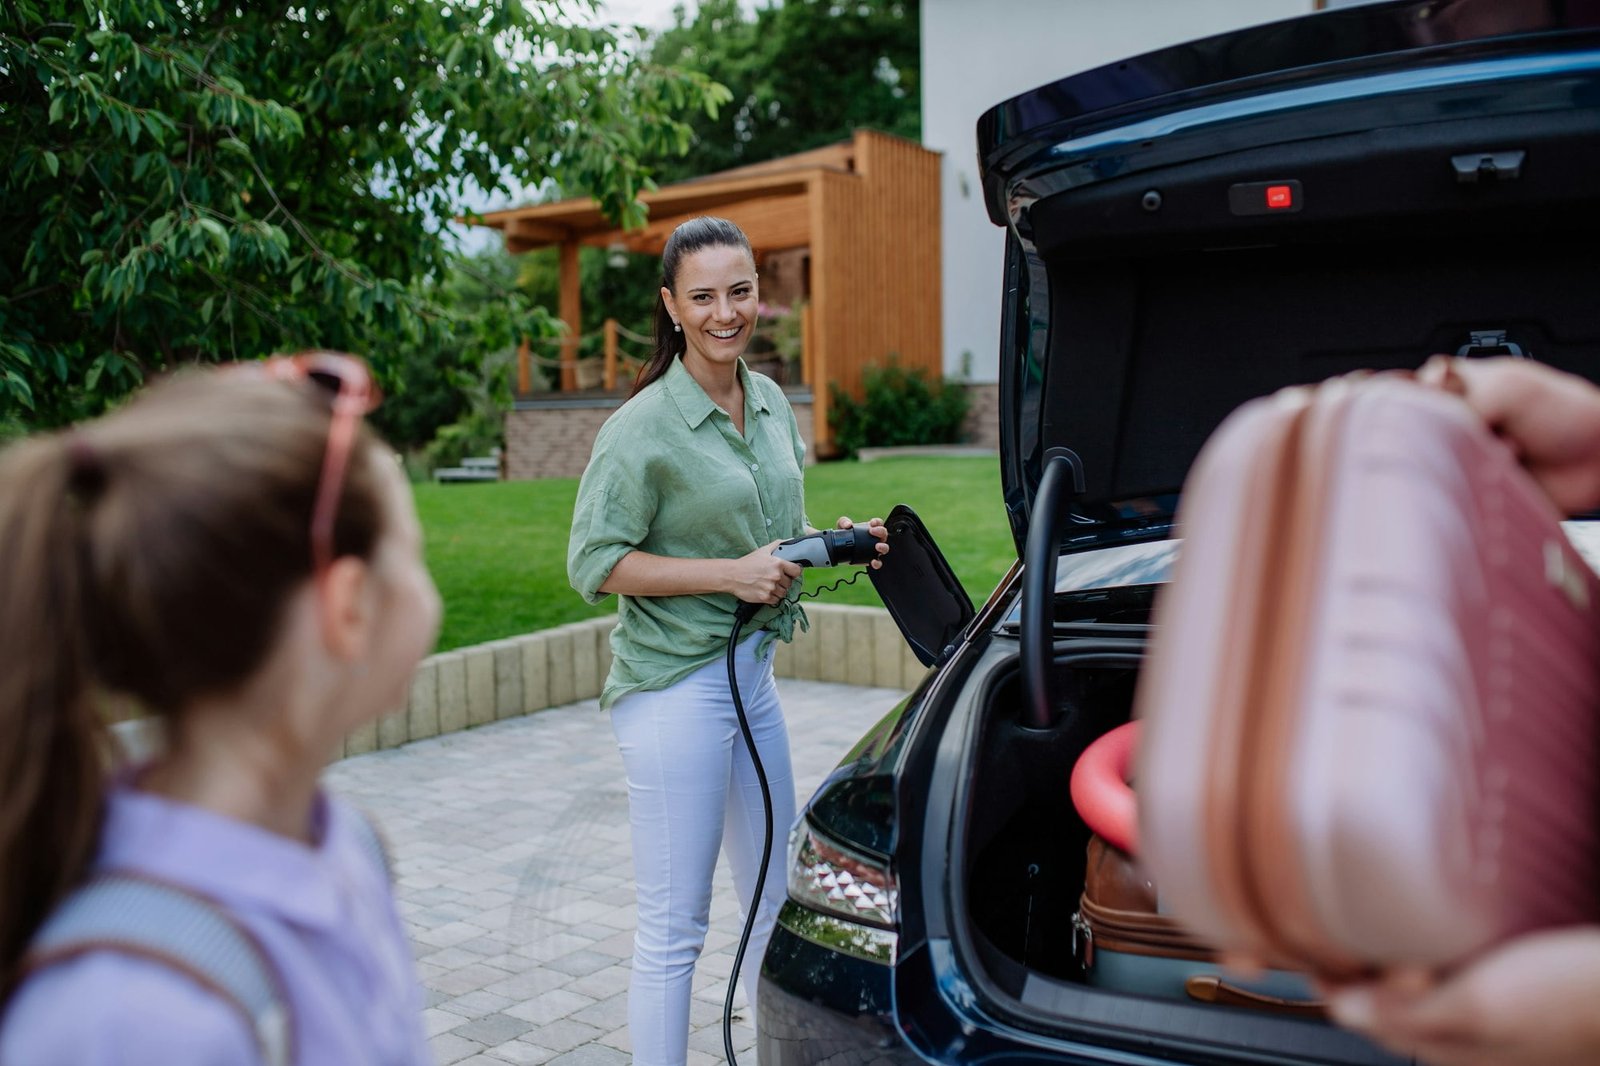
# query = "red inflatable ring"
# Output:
<box><xmin>1070</xmin><ymin>720</ymin><xmax>1139</xmax><ymax>855</ymax></box>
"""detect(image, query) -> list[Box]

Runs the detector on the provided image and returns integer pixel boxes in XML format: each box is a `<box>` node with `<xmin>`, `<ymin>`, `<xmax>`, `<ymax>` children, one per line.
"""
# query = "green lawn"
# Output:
<box><xmin>414</xmin><ymin>456</ymin><xmax>1018</xmax><ymax>652</ymax></box>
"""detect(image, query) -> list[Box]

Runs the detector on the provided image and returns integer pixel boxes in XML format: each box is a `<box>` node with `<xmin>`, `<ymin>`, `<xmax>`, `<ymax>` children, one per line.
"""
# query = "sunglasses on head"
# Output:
<box><xmin>228</xmin><ymin>350</ymin><xmax>382</xmax><ymax>576</ymax></box>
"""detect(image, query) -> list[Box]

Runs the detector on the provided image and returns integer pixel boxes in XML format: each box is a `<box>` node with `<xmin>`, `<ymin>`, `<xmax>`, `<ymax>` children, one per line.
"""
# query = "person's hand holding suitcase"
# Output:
<box><xmin>1323</xmin><ymin>355</ymin><xmax>1600</xmax><ymax>1066</ymax></box>
<box><xmin>1422</xmin><ymin>354</ymin><xmax>1600</xmax><ymax>514</ymax></box>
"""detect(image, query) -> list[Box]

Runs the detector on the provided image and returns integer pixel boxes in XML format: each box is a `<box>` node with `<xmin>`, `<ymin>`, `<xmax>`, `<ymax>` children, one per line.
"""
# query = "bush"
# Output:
<box><xmin>420</xmin><ymin>411</ymin><xmax>503</xmax><ymax>473</ymax></box>
<box><xmin>829</xmin><ymin>357</ymin><xmax>971</xmax><ymax>458</ymax></box>
<box><xmin>416</xmin><ymin>346</ymin><xmax>514</xmax><ymax>477</ymax></box>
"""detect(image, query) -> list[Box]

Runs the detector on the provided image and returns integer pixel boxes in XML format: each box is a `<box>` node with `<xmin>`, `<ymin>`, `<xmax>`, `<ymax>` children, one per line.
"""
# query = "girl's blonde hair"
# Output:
<box><xmin>0</xmin><ymin>366</ymin><xmax>388</xmax><ymax>990</ymax></box>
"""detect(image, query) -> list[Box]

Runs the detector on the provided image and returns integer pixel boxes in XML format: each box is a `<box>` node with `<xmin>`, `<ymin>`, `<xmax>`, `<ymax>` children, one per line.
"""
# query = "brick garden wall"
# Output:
<box><xmin>505</xmin><ymin>383</ymin><xmax>999</xmax><ymax>481</ymax></box>
<box><xmin>505</xmin><ymin>392</ymin><xmax>816</xmax><ymax>480</ymax></box>
<box><xmin>504</xmin><ymin>400</ymin><xmax>617</xmax><ymax>481</ymax></box>
<box><xmin>962</xmin><ymin>384</ymin><xmax>1000</xmax><ymax>451</ymax></box>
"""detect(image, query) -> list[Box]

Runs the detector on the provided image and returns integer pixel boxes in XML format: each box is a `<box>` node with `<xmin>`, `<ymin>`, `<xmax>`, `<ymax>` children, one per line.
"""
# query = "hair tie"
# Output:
<box><xmin>64</xmin><ymin>432</ymin><xmax>107</xmax><ymax>498</ymax></box>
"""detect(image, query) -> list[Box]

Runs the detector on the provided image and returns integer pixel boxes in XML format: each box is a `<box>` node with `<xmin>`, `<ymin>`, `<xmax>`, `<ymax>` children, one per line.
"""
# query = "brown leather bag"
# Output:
<box><xmin>1075</xmin><ymin>834</ymin><xmax>1325</xmax><ymax>1017</ymax></box>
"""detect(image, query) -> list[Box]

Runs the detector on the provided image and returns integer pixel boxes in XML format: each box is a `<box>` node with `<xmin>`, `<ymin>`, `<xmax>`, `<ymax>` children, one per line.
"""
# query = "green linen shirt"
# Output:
<box><xmin>568</xmin><ymin>355</ymin><xmax>811</xmax><ymax>709</ymax></box>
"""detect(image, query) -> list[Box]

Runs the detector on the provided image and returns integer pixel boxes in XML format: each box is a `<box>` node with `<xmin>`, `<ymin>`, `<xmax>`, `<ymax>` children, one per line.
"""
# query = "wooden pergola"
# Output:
<box><xmin>473</xmin><ymin>129</ymin><xmax>941</xmax><ymax>455</ymax></box>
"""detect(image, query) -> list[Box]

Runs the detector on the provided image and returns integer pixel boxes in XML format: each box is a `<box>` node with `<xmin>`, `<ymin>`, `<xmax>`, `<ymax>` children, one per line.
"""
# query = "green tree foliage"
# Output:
<box><xmin>644</xmin><ymin>0</ymin><xmax>919</xmax><ymax>183</ymax></box>
<box><xmin>0</xmin><ymin>0</ymin><xmax>731</xmax><ymax>427</ymax></box>
<box><xmin>367</xmin><ymin>246</ymin><xmax>522</xmax><ymax>453</ymax></box>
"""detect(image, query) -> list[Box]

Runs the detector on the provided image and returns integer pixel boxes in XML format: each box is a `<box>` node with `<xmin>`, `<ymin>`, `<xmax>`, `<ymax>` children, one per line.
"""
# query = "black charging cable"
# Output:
<box><xmin>720</xmin><ymin>529</ymin><xmax>877</xmax><ymax>1064</ymax></box>
<box><xmin>722</xmin><ymin>601</ymin><xmax>770</xmax><ymax>1066</ymax></box>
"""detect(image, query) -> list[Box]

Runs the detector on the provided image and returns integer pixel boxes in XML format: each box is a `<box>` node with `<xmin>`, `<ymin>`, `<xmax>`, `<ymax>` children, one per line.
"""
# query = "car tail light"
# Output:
<box><xmin>787</xmin><ymin>818</ymin><xmax>898</xmax><ymax>929</ymax></box>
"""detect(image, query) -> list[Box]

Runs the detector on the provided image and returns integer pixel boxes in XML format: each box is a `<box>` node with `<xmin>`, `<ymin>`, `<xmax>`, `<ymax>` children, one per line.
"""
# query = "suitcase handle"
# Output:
<box><xmin>1184</xmin><ymin>974</ymin><xmax>1326</xmax><ymax>1018</ymax></box>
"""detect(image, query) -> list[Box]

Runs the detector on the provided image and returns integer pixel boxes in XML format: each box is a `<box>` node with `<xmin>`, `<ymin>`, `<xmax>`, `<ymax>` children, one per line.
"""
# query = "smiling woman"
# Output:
<box><xmin>566</xmin><ymin>215</ymin><xmax>889</xmax><ymax>1066</ymax></box>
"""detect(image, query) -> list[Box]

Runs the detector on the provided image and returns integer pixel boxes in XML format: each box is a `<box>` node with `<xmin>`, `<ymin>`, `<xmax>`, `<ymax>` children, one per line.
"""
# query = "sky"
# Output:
<box><xmin>591</xmin><ymin>0</ymin><xmax>688</xmax><ymax>34</ymax></box>
<box><xmin>590</xmin><ymin>0</ymin><xmax>762</xmax><ymax>38</ymax></box>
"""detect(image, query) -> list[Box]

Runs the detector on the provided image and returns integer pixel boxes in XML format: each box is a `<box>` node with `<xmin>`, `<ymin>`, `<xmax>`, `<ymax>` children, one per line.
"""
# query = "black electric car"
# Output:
<box><xmin>756</xmin><ymin>1</ymin><xmax>1600</xmax><ymax>1063</ymax></box>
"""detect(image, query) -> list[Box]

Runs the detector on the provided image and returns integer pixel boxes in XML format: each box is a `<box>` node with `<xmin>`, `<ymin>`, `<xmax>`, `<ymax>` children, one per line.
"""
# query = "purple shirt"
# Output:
<box><xmin>0</xmin><ymin>785</ymin><xmax>431</xmax><ymax>1066</ymax></box>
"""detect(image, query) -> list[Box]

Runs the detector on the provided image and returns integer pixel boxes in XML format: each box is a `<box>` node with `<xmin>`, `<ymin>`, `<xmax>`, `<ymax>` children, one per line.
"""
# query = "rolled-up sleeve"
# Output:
<box><xmin>568</xmin><ymin>431</ymin><xmax>656</xmax><ymax>604</ymax></box>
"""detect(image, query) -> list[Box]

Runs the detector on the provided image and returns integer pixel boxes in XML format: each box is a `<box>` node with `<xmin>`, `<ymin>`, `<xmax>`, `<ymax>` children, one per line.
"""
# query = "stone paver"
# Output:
<box><xmin>326</xmin><ymin>678</ymin><xmax>906</xmax><ymax>1064</ymax></box>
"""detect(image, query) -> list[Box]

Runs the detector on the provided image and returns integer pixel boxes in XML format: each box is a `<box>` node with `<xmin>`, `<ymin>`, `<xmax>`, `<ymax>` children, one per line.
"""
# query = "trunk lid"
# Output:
<box><xmin>977</xmin><ymin>0</ymin><xmax>1600</xmax><ymax>556</ymax></box>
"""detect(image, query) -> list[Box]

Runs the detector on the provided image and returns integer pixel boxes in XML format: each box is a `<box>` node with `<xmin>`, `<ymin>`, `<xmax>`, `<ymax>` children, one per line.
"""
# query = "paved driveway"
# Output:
<box><xmin>327</xmin><ymin>678</ymin><xmax>910</xmax><ymax>1066</ymax></box>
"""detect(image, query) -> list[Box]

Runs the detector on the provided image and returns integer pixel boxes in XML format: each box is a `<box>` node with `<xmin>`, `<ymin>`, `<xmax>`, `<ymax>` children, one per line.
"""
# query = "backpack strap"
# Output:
<box><xmin>343</xmin><ymin>803</ymin><xmax>393</xmax><ymax>884</ymax></box>
<box><xmin>22</xmin><ymin>872</ymin><xmax>293</xmax><ymax>1066</ymax></box>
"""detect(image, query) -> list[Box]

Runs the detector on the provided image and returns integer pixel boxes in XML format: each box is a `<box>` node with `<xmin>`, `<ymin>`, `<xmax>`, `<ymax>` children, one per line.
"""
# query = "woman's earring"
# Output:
<box><xmin>673</xmin><ymin>322</ymin><xmax>681</xmax><ymax>332</ymax></box>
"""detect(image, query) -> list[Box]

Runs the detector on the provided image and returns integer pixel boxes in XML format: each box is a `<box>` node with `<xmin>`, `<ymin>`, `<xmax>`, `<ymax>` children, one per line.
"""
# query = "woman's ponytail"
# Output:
<box><xmin>630</xmin><ymin>294</ymin><xmax>687</xmax><ymax>398</ymax></box>
<box><xmin>0</xmin><ymin>434</ymin><xmax>110</xmax><ymax>992</ymax></box>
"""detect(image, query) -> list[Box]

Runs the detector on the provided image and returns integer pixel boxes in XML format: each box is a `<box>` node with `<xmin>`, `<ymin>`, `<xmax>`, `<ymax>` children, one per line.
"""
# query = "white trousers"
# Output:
<box><xmin>609</xmin><ymin>634</ymin><xmax>796</xmax><ymax>1066</ymax></box>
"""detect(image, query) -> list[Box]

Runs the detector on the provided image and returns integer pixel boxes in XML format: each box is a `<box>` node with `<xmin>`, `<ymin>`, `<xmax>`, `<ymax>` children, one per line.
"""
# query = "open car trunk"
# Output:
<box><xmin>928</xmin><ymin>10</ymin><xmax>1600</xmax><ymax>1060</ymax></box>
<box><xmin>945</xmin><ymin>632</ymin><xmax>1406</xmax><ymax>1064</ymax></box>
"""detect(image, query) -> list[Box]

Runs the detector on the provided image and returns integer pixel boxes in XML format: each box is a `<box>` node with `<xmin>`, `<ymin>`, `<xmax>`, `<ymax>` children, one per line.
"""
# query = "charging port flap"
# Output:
<box><xmin>868</xmin><ymin>504</ymin><xmax>977</xmax><ymax>667</ymax></box>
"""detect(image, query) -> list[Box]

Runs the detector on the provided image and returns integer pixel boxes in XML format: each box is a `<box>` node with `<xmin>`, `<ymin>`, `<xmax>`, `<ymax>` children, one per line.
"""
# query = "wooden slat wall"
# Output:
<box><xmin>497</xmin><ymin>129</ymin><xmax>941</xmax><ymax>455</ymax></box>
<box><xmin>810</xmin><ymin>131</ymin><xmax>942</xmax><ymax>456</ymax></box>
<box><xmin>593</xmin><ymin>192</ymin><xmax>814</xmax><ymax>256</ymax></box>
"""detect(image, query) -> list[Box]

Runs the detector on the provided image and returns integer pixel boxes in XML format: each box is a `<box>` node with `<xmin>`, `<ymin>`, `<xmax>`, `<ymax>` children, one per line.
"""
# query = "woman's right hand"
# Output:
<box><xmin>726</xmin><ymin>541</ymin><xmax>804</xmax><ymax>605</ymax></box>
<box><xmin>1420</xmin><ymin>355</ymin><xmax>1600</xmax><ymax>514</ymax></box>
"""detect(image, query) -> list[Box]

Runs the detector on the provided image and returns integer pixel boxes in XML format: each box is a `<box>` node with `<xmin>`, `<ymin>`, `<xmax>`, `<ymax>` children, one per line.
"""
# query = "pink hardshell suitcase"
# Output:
<box><xmin>1134</xmin><ymin>373</ymin><xmax>1600</xmax><ymax>975</ymax></box>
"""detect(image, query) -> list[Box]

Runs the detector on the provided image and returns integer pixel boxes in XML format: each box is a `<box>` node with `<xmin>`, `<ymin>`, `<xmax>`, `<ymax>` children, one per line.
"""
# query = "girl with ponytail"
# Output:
<box><xmin>0</xmin><ymin>353</ymin><xmax>441</xmax><ymax>1065</ymax></box>
<box><xmin>569</xmin><ymin>216</ymin><xmax>888</xmax><ymax>1063</ymax></box>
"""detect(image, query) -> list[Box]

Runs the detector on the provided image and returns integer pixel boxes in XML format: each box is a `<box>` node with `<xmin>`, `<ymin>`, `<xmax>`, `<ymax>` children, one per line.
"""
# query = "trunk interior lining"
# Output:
<box><xmin>956</xmin><ymin>651</ymin><xmax>1404</xmax><ymax>1065</ymax></box>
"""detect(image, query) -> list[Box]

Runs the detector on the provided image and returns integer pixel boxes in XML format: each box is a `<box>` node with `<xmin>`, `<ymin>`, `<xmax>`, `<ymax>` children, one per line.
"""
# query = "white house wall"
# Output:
<box><xmin>924</xmin><ymin>0</ymin><xmax>1315</xmax><ymax>383</ymax></box>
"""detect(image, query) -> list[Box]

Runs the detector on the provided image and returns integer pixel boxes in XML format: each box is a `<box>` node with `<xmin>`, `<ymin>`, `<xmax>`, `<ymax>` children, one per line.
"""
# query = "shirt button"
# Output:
<box><xmin>750</xmin><ymin>463</ymin><xmax>759</xmax><ymax>472</ymax></box>
<box><xmin>766</xmin><ymin>518</ymin><xmax>773</xmax><ymax>526</ymax></box>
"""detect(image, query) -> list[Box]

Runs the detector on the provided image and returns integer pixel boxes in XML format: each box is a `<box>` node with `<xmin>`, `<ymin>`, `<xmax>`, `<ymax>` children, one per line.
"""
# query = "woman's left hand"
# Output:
<box><xmin>837</xmin><ymin>516</ymin><xmax>890</xmax><ymax>569</ymax></box>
